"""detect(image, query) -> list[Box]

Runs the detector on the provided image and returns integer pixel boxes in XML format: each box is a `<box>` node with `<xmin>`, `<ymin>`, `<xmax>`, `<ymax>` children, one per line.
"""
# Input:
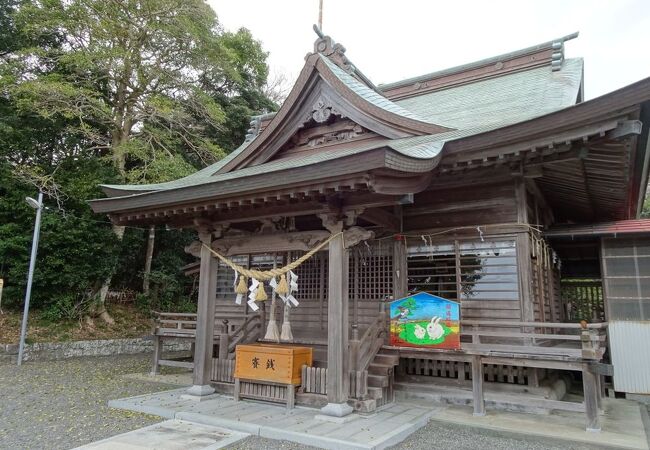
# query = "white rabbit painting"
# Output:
<box><xmin>426</xmin><ymin>316</ymin><xmax>445</xmax><ymax>340</ymax></box>
<box><xmin>413</xmin><ymin>323</ymin><xmax>426</xmax><ymax>340</ymax></box>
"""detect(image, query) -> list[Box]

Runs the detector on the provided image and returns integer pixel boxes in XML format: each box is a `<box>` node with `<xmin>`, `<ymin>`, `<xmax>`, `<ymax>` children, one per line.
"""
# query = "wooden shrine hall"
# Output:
<box><xmin>91</xmin><ymin>30</ymin><xmax>650</xmax><ymax>430</ymax></box>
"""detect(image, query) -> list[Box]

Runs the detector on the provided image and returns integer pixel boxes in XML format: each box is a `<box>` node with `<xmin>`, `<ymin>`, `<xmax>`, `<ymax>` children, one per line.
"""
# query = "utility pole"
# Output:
<box><xmin>17</xmin><ymin>192</ymin><xmax>44</xmax><ymax>366</ymax></box>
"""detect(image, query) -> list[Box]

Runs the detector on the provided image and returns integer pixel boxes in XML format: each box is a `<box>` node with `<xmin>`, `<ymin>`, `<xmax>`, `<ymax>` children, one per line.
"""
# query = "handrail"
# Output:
<box><xmin>457</xmin><ymin>320</ymin><xmax>608</xmax><ymax>360</ymax></box>
<box><xmin>461</xmin><ymin>320</ymin><xmax>608</xmax><ymax>329</ymax></box>
<box><xmin>351</xmin><ymin>303</ymin><xmax>388</xmax><ymax>372</ymax></box>
<box><xmin>228</xmin><ymin>314</ymin><xmax>260</xmax><ymax>337</ymax></box>
<box><xmin>227</xmin><ymin>315</ymin><xmax>262</xmax><ymax>355</ymax></box>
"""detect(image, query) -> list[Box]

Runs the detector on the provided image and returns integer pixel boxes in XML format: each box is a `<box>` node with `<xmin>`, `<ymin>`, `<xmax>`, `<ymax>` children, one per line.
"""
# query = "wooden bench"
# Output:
<box><xmin>150</xmin><ymin>312</ymin><xmax>252</xmax><ymax>375</ymax></box>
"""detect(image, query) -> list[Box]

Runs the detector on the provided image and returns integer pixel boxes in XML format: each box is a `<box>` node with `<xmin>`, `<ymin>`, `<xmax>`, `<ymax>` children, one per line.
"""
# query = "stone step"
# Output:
<box><xmin>367</xmin><ymin>386</ymin><xmax>383</xmax><ymax>400</ymax></box>
<box><xmin>368</xmin><ymin>363</ymin><xmax>393</xmax><ymax>376</ymax></box>
<box><xmin>373</xmin><ymin>354</ymin><xmax>399</xmax><ymax>366</ymax></box>
<box><xmin>368</xmin><ymin>374</ymin><xmax>389</xmax><ymax>388</ymax></box>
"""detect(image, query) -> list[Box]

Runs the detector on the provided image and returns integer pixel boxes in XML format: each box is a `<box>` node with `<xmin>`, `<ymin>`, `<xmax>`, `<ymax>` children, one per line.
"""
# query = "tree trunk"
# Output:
<box><xmin>143</xmin><ymin>225</ymin><xmax>155</xmax><ymax>295</ymax></box>
<box><xmin>96</xmin><ymin>224</ymin><xmax>126</xmax><ymax>325</ymax></box>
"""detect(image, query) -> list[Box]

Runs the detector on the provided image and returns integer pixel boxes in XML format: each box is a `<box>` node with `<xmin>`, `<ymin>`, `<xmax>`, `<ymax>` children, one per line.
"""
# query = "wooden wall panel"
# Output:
<box><xmin>402</xmin><ymin>180</ymin><xmax>518</xmax><ymax>232</ymax></box>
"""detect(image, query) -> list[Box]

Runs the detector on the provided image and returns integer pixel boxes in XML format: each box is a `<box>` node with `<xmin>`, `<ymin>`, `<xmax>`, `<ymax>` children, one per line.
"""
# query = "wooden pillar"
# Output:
<box><xmin>515</xmin><ymin>178</ymin><xmax>534</xmax><ymax>323</ymax></box>
<box><xmin>218</xmin><ymin>319</ymin><xmax>229</xmax><ymax>360</ymax></box>
<box><xmin>516</xmin><ymin>178</ymin><xmax>540</xmax><ymax>386</ymax></box>
<box><xmin>321</xmin><ymin>222</ymin><xmax>353</xmax><ymax>417</ymax></box>
<box><xmin>583</xmin><ymin>363</ymin><xmax>601</xmax><ymax>432</ymax></box>
<box><xmin>472</xmin><ymin>355</ymin><xmax>486</xmax><ymax>416</ymax></box>
<box><xmin>186</xmin><ymin>230</ymin><xmax>217</xmax><ymax>397</ymax></box>
<box><xmin>150</xmin><ymin>334</ymin><xmax>162</xmax><ymax>376</ymax></box>
<box><xmin>393</xmin><ymin>236</ymin><xmax>408</xmax><ymax>299</ymax></box>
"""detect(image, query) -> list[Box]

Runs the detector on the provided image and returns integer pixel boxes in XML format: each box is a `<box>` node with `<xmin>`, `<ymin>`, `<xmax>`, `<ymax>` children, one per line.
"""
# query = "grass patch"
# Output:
<box><xmin>0</xmin><ymin>303</ymin><xmax>153</xmax><ymax>344</ymax></box>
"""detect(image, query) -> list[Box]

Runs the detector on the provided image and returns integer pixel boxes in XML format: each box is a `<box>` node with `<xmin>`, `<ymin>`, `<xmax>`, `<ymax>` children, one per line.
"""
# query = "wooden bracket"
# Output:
<box><xmin>360</xmin><ymin>207</ymin><xmax>400</xmax><ymax>232</ymax></box>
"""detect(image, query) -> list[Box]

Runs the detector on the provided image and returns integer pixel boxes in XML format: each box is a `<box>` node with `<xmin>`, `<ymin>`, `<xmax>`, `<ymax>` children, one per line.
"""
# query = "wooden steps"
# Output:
<box><xmin>365</xmin><ymin>349</ymin><xmax>400</xmax><ymax>407</ymax></box>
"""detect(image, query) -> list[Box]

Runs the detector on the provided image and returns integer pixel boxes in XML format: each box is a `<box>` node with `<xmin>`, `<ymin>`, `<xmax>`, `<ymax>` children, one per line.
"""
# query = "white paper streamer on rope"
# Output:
<box><xmin>274</xmin><ymin>270</ymin><xmax>299</xmax><ymax>307</ymax></box>
<box><xmin>234</xmin><ymin>273</ymin><xmax>243</xmax><ymax>305</ymax></box>
<box><xmin>289</xmin><ymin>270</ymin><xmax>298</xmax><ymax>292</ymax></box>
<box><xmin>247</xmin><ymin>278</ymin><xmax>260</xmax><ymax>311</ymax></box>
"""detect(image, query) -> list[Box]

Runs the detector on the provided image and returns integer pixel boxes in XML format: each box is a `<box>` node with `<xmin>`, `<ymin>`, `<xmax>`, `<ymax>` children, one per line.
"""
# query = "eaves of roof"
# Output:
<box><xmin>545</xmin><ymin>219</ymin><xmax>650</xmax><ymax>238</ymax></box>
<box><xmin>88</xmin><ymin>141</ymin><xmax>444</xmax><ymax>214</ymax></box>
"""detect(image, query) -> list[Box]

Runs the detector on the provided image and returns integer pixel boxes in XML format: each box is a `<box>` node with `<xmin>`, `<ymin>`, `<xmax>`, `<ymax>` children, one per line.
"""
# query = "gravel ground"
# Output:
<box><xmin>0</xmin><ymin>354</ymin><xmax>637</xmax><ymax>450</ymax></box>
<box><xmin>0</xmin><ymin>354</ymin><xmax>176</xmax><ymax>450</ymax></box>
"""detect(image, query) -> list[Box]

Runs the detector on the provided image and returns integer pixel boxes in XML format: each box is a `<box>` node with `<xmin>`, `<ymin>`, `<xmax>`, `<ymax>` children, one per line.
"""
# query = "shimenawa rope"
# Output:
<box><xmin>201</xmin><ymin>232</ymin><xmax>343</xmax><ymax>281</ymax></box>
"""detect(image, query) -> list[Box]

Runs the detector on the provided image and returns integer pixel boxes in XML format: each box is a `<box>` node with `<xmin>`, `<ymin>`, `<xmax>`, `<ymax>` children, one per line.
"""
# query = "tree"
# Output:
<box><xmin>1</xmin><ymin>0</ymin><xmax>274</xmax><ymax>320</ymax></box>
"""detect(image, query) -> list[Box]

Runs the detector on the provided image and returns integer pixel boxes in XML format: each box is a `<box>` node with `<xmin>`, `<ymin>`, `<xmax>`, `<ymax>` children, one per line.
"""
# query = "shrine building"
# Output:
<box><xmin>91</xmin><ymin>30</ymin><xmax>650</xmax><ymax>431</ymax></box>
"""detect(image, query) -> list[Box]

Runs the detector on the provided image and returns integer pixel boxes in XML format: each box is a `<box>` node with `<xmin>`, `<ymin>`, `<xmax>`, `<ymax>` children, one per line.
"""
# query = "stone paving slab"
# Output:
<box><xmin>108</xmin><ymin>388</ymin><xmax>437</xmax><ymax>450</ymax></box>
<box><xmin>407</xmin><ymin>397</ymin><xmax>648</xmax><ymax>450</ymax></box>
<box><xmin>73</xmin><ymin>419</ymin><xmax>248</xmax><ymax>450</ymax></box>
<box><xmin>108</xmin><ymin>387</ymin><xmax>650</xmax><ymax>450</ymax></box>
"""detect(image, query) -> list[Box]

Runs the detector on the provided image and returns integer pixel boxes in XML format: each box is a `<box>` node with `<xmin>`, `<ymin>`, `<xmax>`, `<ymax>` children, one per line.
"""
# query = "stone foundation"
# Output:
<box><xmin>1</xmin><ymin>337</ymin><xmax>191</xmax><ymax>362</ymax></box>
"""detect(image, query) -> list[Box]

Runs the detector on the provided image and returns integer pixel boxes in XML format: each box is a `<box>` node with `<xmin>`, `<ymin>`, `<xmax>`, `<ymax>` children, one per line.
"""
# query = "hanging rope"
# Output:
<box><xmin>202</xmin><ymin>232</ymin><xmax>343</xmax><ymax>281</ymax></box>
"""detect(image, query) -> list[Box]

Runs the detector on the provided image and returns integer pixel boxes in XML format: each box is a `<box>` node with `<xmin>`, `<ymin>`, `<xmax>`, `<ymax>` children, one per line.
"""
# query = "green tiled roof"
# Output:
<box><xmin>100</xmin><ymin>52</ymin><xmax>583</xmax><ymax>197</ymax></box>
<box><xmin>319</xmin><ymin>55</ymin><xmax>436</xmax><ymax>124</ymax></box>
<box><xmin>395</xmin><ymin>58</ymin><xmax>583</xmax><ymax>130</ymax></box>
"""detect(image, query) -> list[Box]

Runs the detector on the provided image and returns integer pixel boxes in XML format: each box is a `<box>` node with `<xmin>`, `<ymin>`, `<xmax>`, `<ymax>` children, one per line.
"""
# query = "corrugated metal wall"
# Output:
<box><xmin>609</xmin><ymin>321</ymin><xmax>650</xmax><ymax>394</ymax></box>
<box><xmin>601</xmin><ymin>237</ymin><xmax>650</xmax><ymax>393</ymax></box>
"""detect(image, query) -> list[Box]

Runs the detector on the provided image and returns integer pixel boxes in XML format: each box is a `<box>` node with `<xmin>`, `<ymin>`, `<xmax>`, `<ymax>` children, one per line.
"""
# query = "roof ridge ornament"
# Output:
<box><xmin>551</xmin><ymin>39</ymin><xmax>565</xmax><ymax>72</ymax></box>
<box><xmin>312</xmin><ymin>24</ymin><xmax>355</xmax><ymax>74</ymax></box>
<box><xmin>550</xmin><ymin>32</ymin><xmax>578</xmax><ymax>72</ymax></box>
<box><xmin>311</xmin><ymin>24</ymin><xmax>380</xmax><ymax>93</ymax></box>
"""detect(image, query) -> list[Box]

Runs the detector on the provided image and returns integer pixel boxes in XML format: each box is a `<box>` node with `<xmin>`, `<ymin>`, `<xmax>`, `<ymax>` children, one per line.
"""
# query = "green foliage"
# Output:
<box><xmin>4</xmin><ymin>0</ymin><xmax>274</xmax><ymax>180</ymax></box>
<box><xmin>0</xmin><ymin>164</ymin><xmax>118</xmax><ymax>311</ymax></box>
<box><xmin>642</xmin><ymin>189</ymin><xmax>650</xmax><ymax>218</ymax></box>
<box><xmin>0</xmin><ymin>0</ymin><xmax>276</xmax><ymax>320</ymax></box>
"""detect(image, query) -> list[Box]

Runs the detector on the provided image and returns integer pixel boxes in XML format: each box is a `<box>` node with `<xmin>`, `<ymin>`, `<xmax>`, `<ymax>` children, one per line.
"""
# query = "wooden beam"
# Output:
<box><xmin>210</xmin><ymin>231</ymin><xmax>330</xmax><ymax>256</ymax></box>
<box><xmin>524</xmin><ymin>146</ymin><xmax>588</xmax><ymax>169</ymax></box>
<box><xmin>607</xmin><ymin>119</ymin><xmax>642</xmax><ymax>139</ymax></box>
<box><xmin>360</xmin><ymin>207</ymin><xmax>400</xmax><ymax>232</ymax></box>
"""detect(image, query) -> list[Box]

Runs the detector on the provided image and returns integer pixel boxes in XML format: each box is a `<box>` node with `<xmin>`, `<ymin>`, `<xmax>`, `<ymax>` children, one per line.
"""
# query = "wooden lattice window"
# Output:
<box><xmin>349</xmin><ymin>240</ymin><xmax>394</xmax><ymax>327</ymax></box>
<box><xmin>289</xmin><ymin>250</ymin><xmax>329</xmax><ymax>330</ymax></box>
<box><xmin>407</xmin><ymin>238</ymin><xmax>520</xmax><ymax>304</ymax></box>
<box><xmin>215</xmin><ymin>254</ymin><xmax>283</xmax><ymax>299</ymax></box>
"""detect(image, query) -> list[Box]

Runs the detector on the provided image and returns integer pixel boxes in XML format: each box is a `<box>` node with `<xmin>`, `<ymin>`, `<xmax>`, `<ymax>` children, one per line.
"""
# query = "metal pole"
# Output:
<box><xmin>318</xmin><ymin>0</ymin><xmax>323</xmax><ymax>30</ymax></box>
<box><xmin>17</xmin><ymin>192</ymin><xmax>43</xmax><ymax>366</ymax></box>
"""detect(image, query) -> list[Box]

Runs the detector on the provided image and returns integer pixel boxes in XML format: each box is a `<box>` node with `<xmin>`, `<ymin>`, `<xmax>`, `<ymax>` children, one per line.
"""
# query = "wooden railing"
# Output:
<box><xmin>153</xmin><ymin>311</ymin><xmax>253</xmax><ymax>338</ymax></box>
<box><xmin>350</xmin><ymin>302</ymin><xmax>388</xmax><ymax>372</ymax></box>
<box><xmin>223</xmin><ymin>315</ymin><xmax>262</xmax><ymax>357</ymax></box>
<box><xmin>460</xmin><ymin>320</ymin><xmax>608</xmax><ymax>360</ymax></box>
<box><xmin>153</xmin><ymin>312</ymin><xmax>198</xmax><ymax>337</ymax></box>
<box><xmin>212</xmin><ymin>358</ymin><xmax>236</xmax><ymax>383</ymax></box>
<box><xmin>300</xmin><ymin>365</ymin><xmax>369</xmax><ymax>399</ymax></box>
